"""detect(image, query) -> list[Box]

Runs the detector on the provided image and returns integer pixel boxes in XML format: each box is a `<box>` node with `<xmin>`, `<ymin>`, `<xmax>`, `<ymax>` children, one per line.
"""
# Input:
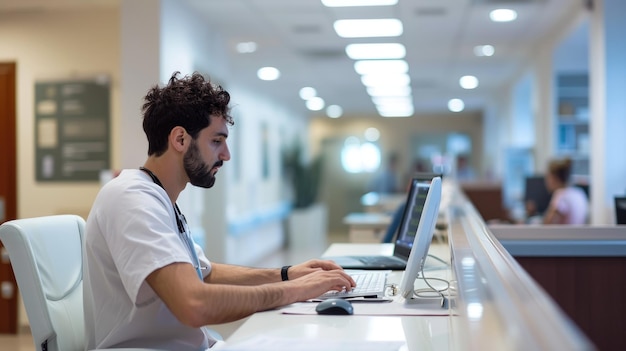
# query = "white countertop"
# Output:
<box><xmin>224</xmin><ymin>242</ymin><xmax>452</xmax><ymax>350</ymax></box>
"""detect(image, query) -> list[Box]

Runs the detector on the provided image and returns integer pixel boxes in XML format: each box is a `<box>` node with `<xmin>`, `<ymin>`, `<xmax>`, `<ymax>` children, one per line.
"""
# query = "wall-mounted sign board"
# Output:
<box><xmin>34</xmin><ymin>78</ymin><xmax>110</xmax><ymax>182</ymax></box>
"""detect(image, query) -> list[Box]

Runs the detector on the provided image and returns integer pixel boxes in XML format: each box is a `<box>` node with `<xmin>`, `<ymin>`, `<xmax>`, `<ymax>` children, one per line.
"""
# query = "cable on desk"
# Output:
<box><xmin>414</xmin><ymin>265</ymin><xmax>450</xmax><ymax>307</ymax></box>
<box><xmin>426</xmin><ymin>253</ymin><xmax>449</xmax><ymax>266</ymax></box>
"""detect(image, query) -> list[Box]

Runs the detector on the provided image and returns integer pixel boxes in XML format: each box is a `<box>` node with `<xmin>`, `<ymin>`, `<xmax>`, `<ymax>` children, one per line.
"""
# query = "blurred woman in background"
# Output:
<box><xmin>543</xmin><ymin>158</ymin><xmax>589</xmax><ymax>225</ymax></box>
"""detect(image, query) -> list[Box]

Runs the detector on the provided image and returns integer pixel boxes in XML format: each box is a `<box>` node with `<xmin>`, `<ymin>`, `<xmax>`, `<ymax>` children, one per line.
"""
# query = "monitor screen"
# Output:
<box><xmin>616</xmin><ymin>197</ymin><xmax>626</xmax><ymax>225</ymax></box>
<box><xmin>393</xmin><ymin>174</ymin><xmax>440</xmax><ymax>259</ymax></box>
<box><xmin>396</xmin><ymin>181</ymin><xmax>431</xmax><ymax>248</ymax></box>
<box><xmin>524</xmin><ymin>176</ymin><xmax>552</xmax><ymax>215</ymax></box>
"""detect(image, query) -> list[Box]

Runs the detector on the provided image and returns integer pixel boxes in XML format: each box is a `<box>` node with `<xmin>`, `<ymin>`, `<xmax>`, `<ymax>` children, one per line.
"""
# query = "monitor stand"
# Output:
<box><xmin>403</xmin><ymin>295</ymin><xmax>449</xmax><ymax>309</ymax></box>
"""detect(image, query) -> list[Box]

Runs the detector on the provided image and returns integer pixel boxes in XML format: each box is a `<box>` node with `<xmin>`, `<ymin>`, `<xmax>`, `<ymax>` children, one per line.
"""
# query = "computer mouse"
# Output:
<box><xmin>315</xmin><ymin>298</ymin><xmax>354</xmax><ymax>315</ymax></box>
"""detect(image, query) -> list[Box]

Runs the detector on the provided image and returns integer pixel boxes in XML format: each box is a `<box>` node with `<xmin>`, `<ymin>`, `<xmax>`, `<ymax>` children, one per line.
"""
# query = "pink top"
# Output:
<box><xmin>549</xmin><ymin>187</ymin><xmax>589</xmax><ymax>224</ymax></box>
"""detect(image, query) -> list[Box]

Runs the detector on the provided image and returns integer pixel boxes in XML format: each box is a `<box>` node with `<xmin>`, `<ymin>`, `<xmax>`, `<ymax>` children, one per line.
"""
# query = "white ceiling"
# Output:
<box><xmin>2</xmin><ymin>0</ymin><xmax>589</xmax><ymax>118</ymax></box>
<box><xmin>184</xmin><ymin>0</ymin><xmax>589</xmax><ymax>118</ymax></box>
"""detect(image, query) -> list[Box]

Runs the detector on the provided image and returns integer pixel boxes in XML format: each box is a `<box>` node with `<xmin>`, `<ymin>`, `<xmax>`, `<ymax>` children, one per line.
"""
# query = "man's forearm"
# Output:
<box><xmin>206</xmin><ymin>262</ymin><xmax>281</xmax><ymax>285</ymax></box>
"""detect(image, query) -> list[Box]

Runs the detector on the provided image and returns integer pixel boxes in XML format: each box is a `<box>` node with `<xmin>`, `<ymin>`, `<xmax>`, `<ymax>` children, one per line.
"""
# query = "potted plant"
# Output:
<box><xmin>282</xmin><ymin>140</ymin><xmax>327</xmax><ymax>250</ymax></box>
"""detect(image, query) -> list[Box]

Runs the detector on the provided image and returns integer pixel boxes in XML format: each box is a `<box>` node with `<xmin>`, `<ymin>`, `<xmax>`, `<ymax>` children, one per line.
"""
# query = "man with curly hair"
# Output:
<box><xmin>83</xmin><ymin>72</ymin><xmax>355</xmax><ymax>350</ymax></box>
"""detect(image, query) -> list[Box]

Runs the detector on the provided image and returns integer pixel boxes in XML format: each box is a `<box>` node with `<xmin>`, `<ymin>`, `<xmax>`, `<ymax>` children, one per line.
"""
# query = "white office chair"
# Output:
<box><xmin>0</xmin><ymin>215</ymin><xmax>162</xmax><ymax>351</ymax></box>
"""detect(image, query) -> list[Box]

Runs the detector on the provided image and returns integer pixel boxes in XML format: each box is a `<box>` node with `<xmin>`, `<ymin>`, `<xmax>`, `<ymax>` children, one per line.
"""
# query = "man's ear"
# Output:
<box><xmin>170</xmin><ymin>126</ymin><xmax>187</xmax><ymax>152</ymax></box>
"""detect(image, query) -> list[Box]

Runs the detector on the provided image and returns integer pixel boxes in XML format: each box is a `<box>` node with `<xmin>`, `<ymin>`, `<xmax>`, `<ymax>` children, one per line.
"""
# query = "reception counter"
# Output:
<box><xmin>490</xmin><ymin>224</ymin><xmax>626</xmax><ymax>351</ymax></box>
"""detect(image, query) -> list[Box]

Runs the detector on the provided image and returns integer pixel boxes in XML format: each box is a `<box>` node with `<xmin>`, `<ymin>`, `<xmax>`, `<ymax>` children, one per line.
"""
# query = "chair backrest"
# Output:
<box><xmin>616</xmin><ymin>197</ymin><xmax>626</xmax><ymax>225</ymax></box>
<box><xmin>0</xmin><ymin>215</ymin><xmax>85</xmax><ymax>351</ymax></box>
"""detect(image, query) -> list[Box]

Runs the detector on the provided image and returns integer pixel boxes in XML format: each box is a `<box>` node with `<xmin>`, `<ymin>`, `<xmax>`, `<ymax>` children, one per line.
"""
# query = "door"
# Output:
<box><xmin>0</xmin><ymin>62</ymin><xmax>18</xmax><ymax>333</ymax></box>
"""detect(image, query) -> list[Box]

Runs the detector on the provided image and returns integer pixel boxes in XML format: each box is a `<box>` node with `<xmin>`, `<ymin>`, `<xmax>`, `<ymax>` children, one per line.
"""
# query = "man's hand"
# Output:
<box><xmin>288</xmin><ymin>259</ymin><xmax>356</xmax><ymax>288</ymax></box>
<box><xmin>287</xmin><ymin>259</ymin><xmax>339</xmax><ymax>278</ymax></box>
<box><xmin>286</xmin><ymin>269</ymin><xmax>357</xmax><ymax>301</ymax></box>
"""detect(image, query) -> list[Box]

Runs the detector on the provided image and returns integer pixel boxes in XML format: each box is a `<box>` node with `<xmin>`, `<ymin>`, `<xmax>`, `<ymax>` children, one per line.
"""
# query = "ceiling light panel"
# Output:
<box><xmin>377</xmin><ymin>105</ymin><xmax>414</xmax><ymax>117</ymax></box>
<box><xmin>334</xmin><ymin>19</ymin><xmax>403</xmax><ymax>38</ymax></box>
<box><xmin>372</xmin><ymin>96</ymin><xmax>413</xmax><ymax>107</ymax></box>
<box><xmin>367</xmin><ymin>85</ymin><xmax>412</xmax><ymax>97</ymax></box>
<box><xmin>361</xmin><ymin>73</ymin><xmax>411</xmax><ymax>87</ymax></box>
<box><xmin>257</xmin><ymin>67</ymin><xmax>280</xmax><ymax>81</ymax></box>
<box><xmin>489</xmin><ymin>9</ymin><xmax>517</xmax><ymax>22</ymax></box>
<box><xmin>345</xmin><ymin>43</ymin><xmax>406</xmax><ymax>59</ymax></box>
<box><xmin>354</xmin><ymin>60</ymin><xmax>408</xmax><ymax>75</ymax></box>
<box><xmin>322</xmin><ymin>0</ymin><xmax>398</xmax><ymax>7</ymax></box>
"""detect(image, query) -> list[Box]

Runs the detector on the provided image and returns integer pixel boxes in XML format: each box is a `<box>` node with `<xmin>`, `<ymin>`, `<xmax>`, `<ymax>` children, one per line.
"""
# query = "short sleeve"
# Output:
<box><xmin>195</xmin><ymin>243</ymin><xmax>212</xmax><ymax>279</ymax></box>
<box><xmin>96</xmin><ymin>178</ymin><xmax>194</xmax><ymax>304</ymax></box>
<box><xmin>554</xmin><ymin>191</ymin><xmax>571</xmax><ymax>215</ymax></box>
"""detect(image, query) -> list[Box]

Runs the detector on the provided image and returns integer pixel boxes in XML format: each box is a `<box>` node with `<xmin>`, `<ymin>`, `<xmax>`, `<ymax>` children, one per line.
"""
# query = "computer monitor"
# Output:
<box><xmin>615</xmin><ymin>197</ymin><xmax>626</xmax><ymax>225</ymax></box>
<box><xmin>524</xmin><ymin>176</ymin><xmax>552</xmax><ymax>215</ymax></box>
<box><xmin>398</xmin><ymin>176</ymin><xmax>442</xmax><ymax>300</ymax></box>
<box><xmin>392</xmin><ymin>172</ymin><xmax>442</xmax><ymax>255</ymax></box>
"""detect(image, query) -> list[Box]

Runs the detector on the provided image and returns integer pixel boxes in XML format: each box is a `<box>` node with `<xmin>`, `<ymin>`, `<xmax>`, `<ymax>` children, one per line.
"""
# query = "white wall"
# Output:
<box><xmin>0</xmin><ymin>8</ymin><xmax>120</xmax><ymax>219</ymax></box>
<box><xmin>120</xmin><ymin>0</ymin><xmax>159</xmax><ymax>170</ymax></box>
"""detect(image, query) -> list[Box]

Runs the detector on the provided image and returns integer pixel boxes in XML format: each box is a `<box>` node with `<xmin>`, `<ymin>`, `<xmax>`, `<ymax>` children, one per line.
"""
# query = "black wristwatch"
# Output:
<box><xmin>281</xmin><ymin>265</ymin><xmax>291</xmax><ymax>281</ymax></box>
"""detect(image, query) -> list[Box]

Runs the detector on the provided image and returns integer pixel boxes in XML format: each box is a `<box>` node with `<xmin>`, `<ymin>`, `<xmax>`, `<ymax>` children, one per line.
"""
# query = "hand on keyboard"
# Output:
<box><xmin>318</xmin><ymin>271</ymin><xmax>388</xmax><ymax>299</ymax></box>
<box><xmin>285</xmin><ymin>268</ymin><xmax>357</xmax><ymax>302</ymax></box>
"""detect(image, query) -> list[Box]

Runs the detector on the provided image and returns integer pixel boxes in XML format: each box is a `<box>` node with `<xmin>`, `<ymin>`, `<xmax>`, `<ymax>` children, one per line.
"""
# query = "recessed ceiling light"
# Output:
<box><xmin>489</xmin><ymin>9</ymin><xmax>517</xmax><ymax>22</ymax></box>
<box><xmin>448</xmin><ymin>98</ymin><xmax>465</xmax><ymax>112</ymax></box>
<box><xmin>299</xmin><ymin>87</ymin><xmax>317</xmax><ymax>100</ymax></box>
<box><xmin>474</xmin><ymin>45</ymin><xmax>495</xmax><ymax>57</ymax></box>
<box><xmin>364</xmin><ymin>127</ymin><xmax>380</xmax><ymax>141</ymax></box>
<box><xmin>354</xmin><ymin>60</ymin><xmax>408</xmax><ymax>75</ymax></box>
<box><xmin>334</xmin><ymin>19</ymin><xmax>403</xmax><ymax>38</ymax></box>
<box><xmin>322</xmin><ymin>0</ymin><xmax>398</xmax><ymax>7</ymax></box>
<box><xmin>345</xmin><ymin>43</ymin><xmax>406</xmax><ymax>60</ymax></box>
<box><xmin>306</xmin><ymin>97</ymin><xmax>325</xmax><ymax>111</ymax></box>
<box><xmin>257</xmin><ymin>67</ymin><xmax>280</xmax><ymax>81</ymax></box>
<box><xmin>236</xmin><ymin>42</ymin><xmax>257</xmax><ymax>53</ymax></box>
<box><xmin>326</xmin><ymin>105</ymin><xmax>343</xmax><ymax>118</ymax></box>
<box><xmin>459</xmin><ymin>75</ymin><xmax>479</xmax><ymax>89</ymax></box>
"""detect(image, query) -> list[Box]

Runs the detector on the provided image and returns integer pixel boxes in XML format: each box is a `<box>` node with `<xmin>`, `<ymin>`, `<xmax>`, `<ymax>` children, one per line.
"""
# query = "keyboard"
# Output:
<box><xmin>318</xmin><ymin>270</ymin><xmax>389</xmax><ymax>299</ymax></box>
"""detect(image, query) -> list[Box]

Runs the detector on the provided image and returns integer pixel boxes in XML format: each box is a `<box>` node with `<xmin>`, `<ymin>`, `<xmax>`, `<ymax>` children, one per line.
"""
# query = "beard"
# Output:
<box><xmin>183</xmin><ymin>139</ymin><xmax>222</xmax><ymax>188</ymax></box>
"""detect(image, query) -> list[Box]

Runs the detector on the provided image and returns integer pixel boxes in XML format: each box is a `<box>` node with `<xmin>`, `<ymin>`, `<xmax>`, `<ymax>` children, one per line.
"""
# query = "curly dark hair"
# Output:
<box><xmin>142</xmin><ymin>71</ymin><xmax>234</xmax><ymax>156</ymax></box>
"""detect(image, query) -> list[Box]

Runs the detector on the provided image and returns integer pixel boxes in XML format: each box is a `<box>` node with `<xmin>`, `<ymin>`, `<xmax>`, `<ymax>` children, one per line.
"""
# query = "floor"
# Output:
<box><xmin>0</xmin><ymin>231</ymin><xmax>350</xmax><ymax>350</ymax></box>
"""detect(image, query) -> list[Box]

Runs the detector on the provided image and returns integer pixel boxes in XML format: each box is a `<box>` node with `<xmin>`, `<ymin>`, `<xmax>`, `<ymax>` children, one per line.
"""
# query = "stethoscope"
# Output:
<box><xmin>140</xmin><ymin>167</ymin><xmax>204</xmax><ymax>280</ymax></box>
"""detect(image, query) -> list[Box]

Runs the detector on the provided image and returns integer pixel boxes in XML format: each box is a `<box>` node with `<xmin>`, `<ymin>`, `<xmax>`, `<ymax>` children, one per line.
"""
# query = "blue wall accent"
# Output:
<box><xmin>228</xmin><ymin>201</ymin><xmax>292</xmax><ymax>237</ymax></box>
